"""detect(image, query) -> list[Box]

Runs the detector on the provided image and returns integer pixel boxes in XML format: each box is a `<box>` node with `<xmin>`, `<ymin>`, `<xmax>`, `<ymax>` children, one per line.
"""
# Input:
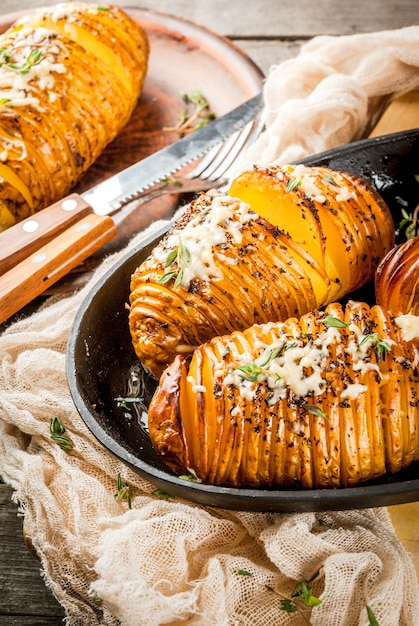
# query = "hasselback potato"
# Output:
<box><xmin>148</xmin><ymin>301</ymin><xmax>419</xmax><ymax>489</ymax></box>
<box><xmin>376</xmin><ymin>236</ymin><xmax>419</xmax><ymax>316</ymax></box>
<box><xmin>0</xmin><ymin>2</ymin><xmax>149</xmax><ymax>230</ymax></box>
<box><xmin>129</xmin><ymin>165</ymin><xmax>394</xmax><ymax>378</ymax></box>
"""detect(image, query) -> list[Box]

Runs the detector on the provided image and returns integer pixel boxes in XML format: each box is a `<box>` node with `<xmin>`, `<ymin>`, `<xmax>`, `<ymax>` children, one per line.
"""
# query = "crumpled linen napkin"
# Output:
<box><xmin>2</xmin><ymin>24</ymin><xmax>419</xmax><ymax>626</ymax></box>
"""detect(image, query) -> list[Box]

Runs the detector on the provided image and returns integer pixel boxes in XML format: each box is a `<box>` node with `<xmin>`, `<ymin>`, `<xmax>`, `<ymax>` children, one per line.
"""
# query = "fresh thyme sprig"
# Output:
<box><xmin>49</xmin><ymin>417</ymin><xmax>73</xmax><ymax>453</ymax></box>
<box><xmin>159</xmin><ymin>175</ymin><xmax>183</xmax><ymax>190</ymax></box>
<box><xmin>360</xmin><ymin>333</ymin><xmax>391</xmax><ymax>362</ymax></box>
<box><xmin>237</xmin><ymin>342</ymin><xmax>296</xmax><ymax>382</ymax></box>
<box><xmin>237</xmin><ymin>567</ymin><xmax>322</xmax><ymax>618</ymax></box>
<box><xmin>398</xmin><ymin>203</ymin><xmax>419</xmax><ymax>239</ymax></box>
<box><xmin>7</xmin><ymin>49</ymin><xmax>43</xmax><ymax>74</ymax></box>
<box><xmin>157</xmin><ymin>242</ymin><xmax>191</xmax><ymax>288</ymax></box>
<box><xmin>163</xmin><ymin>89</ymin><xmax>216</xmax><ymax>136</ymax></box>
<box><xmin>114</xmin><ymin>473</ymin><xmax>132</xmax><ymax>508</ymax></box>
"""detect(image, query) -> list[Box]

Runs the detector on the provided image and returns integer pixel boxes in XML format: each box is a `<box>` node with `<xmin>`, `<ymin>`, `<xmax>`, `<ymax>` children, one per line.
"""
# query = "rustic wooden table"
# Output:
<box><xmin>1</xmin><ymin>1</ymin><xmax>418</xmax><ymax>624</ymax></box>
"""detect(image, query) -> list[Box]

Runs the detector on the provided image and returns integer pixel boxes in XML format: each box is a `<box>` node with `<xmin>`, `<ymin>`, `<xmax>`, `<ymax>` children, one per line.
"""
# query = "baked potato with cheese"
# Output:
<box><xmin>148</xmin><ymin>301</ymin><xmax>419</xmax><ymax>488</ymax></box>
<box><xmin>0</xmin><ymin>2</ymin><xmax>149</xmax><ymax>230</ymax></box>
<box><xmin>129</xmin><ymin>165</ymin><xmax>394</xmax><ymax>379</ymax></box>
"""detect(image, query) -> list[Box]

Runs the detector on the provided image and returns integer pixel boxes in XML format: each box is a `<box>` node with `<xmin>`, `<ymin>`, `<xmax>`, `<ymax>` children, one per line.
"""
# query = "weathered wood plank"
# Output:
<box><xmin>0</xmin><ymin>618</ymin><xmax>65</xmax><ymax>625</ymax></box>
<box><xmin>3</xmin><ymin>0</ymin><xmax>417</xmax><ymax>37</ymax></box>
<box><xmin>0</xmin><ymin>484</ymin><xmax>65</xmax><ymax>620</ymax></box>
<box><xmin>234</xmin><ymin>39</ymin><xmax>303</xmax><ymax>74</ymax></box>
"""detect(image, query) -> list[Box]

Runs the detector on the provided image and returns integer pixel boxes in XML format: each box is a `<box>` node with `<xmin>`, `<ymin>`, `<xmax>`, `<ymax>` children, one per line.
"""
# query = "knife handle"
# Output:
<box><xmin>0</xmin><ymin>213</ymin><xmax>116</xmax><ymax>325</ymax></box>
<box><xmin>0</xmin><ymin>193</ymin><xmax>93</xmax><ymax>276</ymax></box>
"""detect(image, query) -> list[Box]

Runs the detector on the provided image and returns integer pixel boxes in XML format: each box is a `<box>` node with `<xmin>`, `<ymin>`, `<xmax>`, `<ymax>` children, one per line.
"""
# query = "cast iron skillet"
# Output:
<box><xmin>67</xmin><ymin>128</ymin><xmax>419</xmax><ymax>513</ymax></box>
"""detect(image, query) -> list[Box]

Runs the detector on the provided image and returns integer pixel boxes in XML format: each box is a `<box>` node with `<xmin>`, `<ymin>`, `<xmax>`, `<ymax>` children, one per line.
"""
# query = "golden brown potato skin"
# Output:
<box><xmin>148</xmin><ymin>301</ymin><xmax>419</xmax><ymax>489</ymax></box>
<box><xmin>376</xmin><ymin>236</ymin><xmax>419</xmax><ymax>316</ymax></box>
<box><xmin>0</xmin><ymin>2</ymin><xmax>149</xmax><ymax>229</ymax></box>
<box><xmin>129</xmin><ymin>166</ymin><xmax>394</xmax><ymax>379</ymax></box>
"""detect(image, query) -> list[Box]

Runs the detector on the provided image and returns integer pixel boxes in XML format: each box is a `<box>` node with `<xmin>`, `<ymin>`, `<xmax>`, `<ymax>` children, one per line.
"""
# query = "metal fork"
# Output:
<box><xmin>129</xmin><ymin>110</ymin><xmax>266</xmax><ymax>206</ymax></box>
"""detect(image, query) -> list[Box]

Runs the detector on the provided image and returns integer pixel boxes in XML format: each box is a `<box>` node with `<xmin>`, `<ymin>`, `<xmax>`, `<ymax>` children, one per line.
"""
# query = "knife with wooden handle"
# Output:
<box><xmin>0</xmin><ymin>93</ymin><xmax>263</xmax><ymax>324</ymax></box>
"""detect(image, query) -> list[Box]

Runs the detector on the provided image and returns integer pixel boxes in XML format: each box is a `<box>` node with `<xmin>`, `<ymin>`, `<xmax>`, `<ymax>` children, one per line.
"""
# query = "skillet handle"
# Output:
<box><xmin>0</xmin><ymin>213</ymin><xmax>116</xmax><ymax>325</ymax></box>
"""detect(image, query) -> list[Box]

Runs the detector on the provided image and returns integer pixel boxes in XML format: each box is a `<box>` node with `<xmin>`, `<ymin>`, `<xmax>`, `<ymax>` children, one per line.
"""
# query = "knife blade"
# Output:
<box><xmin>0</xmin><ymin>93</ymin><xmax>262</xmax><ymax>277</ymax></box>
<box><xmin>0</xmin><ymin>93</ymin><xmax>263</xmax><ymax>324</ymax></box>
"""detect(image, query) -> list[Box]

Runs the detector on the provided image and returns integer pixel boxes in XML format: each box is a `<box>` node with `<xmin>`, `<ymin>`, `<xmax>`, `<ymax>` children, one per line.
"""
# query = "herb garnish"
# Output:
<box><xmin>7</xmin><ymin>49</ymin><xmax>43</xmax><ymax>74</ymax></box>
<box><xmin>366</xmin><ymin>605</ymin><xmax>380</xmax><ymax>625</ymax></box>
<box><xmin>323</xmin><ymin>173</ymin><xmax>338</xmax><ymax>186</ymax></box>
<box><xmin>164</xmin><ymin>89</ymin><xmax>216</xmax><ymax>136</ymax></box>
<box><xmin>49</xmin><ymin>417</ymin><xmax>73</xmax><ymax>453</ymax></box>
<box><xmin>114</xmin><ymin>473</ymin><xmax>132</xmax><ymax>508</ymax></box>
<box><xmin>159</xmin><ymin>175</ymin><xmax>183</xmax><ymax>190</ymax></box>
<box><xmin>237</xmin><ymin>567</ymin><xmax>322</xmax><ymax>616</ymax></box>
<box><xmin>157</xmin><ymin>242</ymin><xmax>191</xmax><ymax>288</ymax></box>
<box><xmin>303</xmin><ymin>404</ymin><xmax>326</xmax><ymax>420</ymax></box>
<box><xmin>0</xmin><ymin>48</ymin><xmax>11</xmax><ymax>66</ymax></box>
<box><xmin>286</xmin><ymin>177</ymin><xmax>302</xmax><ymax>193</ymax></box>
<box><xmin>237</xmin><ymin>342</ymin><xmax>296</xmax><ymax>382</ymax></box>
<box><xmin>360</xmin><ymin>333</ymin><xmax>391</xmax><ymax>362</ymax></box>
<box><xmin>398</xmin><ymin>204</ymin><xmax>419</xmax><ymax>239</ymax></box>
<box><xmin>179</xmin><ymin>467</ymin><xmax>202</xmax><ymax>483</ymax></box>
<box><xmin>322</xmin><ymin>314</ymin><xmax>348</xmax><ymax>328</ymax></box>
<box><xmin>152</xmin><ymin>488</ymin><xmax>176</xmax><ymax>501</ymax></box>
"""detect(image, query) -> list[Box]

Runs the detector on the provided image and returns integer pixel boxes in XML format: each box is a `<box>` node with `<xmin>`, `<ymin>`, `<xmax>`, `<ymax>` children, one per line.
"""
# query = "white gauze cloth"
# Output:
<box><xmin>1</xmin><ymin>24</ymin><xmax>419</xmax><ymax>626</ymax></box>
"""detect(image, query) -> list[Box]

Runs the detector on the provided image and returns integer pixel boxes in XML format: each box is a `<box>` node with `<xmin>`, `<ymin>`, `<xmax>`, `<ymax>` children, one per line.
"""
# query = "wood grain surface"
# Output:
<box><xmin>1</xmin><ymin>1</ymin><xmax>418</xmax><ymax>623</ymax></box>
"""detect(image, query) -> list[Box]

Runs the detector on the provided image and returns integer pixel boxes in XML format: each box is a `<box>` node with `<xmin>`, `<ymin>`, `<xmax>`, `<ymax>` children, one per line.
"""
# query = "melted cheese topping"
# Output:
<box><xmin>152</xmin><ymin>194</ymin><xmax>259</xmax><ymax>287</ymax></box>
<box><xmin>281</xmin><ymin>163</ymin><xmax>357</xmax><ymax>204</ymax></box>
<box><xmin>0</xmin><ymin>27</ymin><xmax>67</xmax><ymax>112</ymax></box>
<box><xmin>222</xmin><ymin>313</ymin><xmax>416</xmax><ymax>406</ymax></box>
<box><xmin>395</xmin><ymin>314</ymin><xmax>419</xmax><ymax>342</ymax></box>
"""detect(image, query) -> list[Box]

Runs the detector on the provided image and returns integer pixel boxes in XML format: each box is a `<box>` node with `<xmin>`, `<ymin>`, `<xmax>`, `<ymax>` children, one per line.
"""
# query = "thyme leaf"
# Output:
<box><xmin>291</xmin><ymin>579</ymin><xmax>322</xmax><ymax>608</ymax></box>
<box><xmin>366</xmin><ymin>605</ymin><xmax>380</xmax><ymax>626</ymax></box>
<box><xmin>163</xmin><ymin>89</ymin><xmax>216</xmax><ymax>136</ymax></box>
<box><xmin>237</xmin><ymin>342</ymin><xmax>296</xmax><ymax>382</ymax></box>
<box><xmin>322</xmin><ymin>314</ymin><xmax>348</xmax><ymax>328</ymax></box>
<box><xmin>303</xmin><ymin>404</ymin><xmax>326</xmax><ymax>420</ymax></box>
<box><xmin>280</xmin><ymin>598</ymin><xmax>298</xmax><ymax>613</ymax></box>
<box><xmin>397</xmin><ymin>203</ymin><xmax>419</xmax><ymax>239</ymax></box>
<box><xmin>286</xmin><ymin>177</ymin><xmax>302</xmax><ymax>193</ymax></box>
<box><xmin>157</xmin><ymin>243</ymin><xmax>191</xmax><ymax>288</ymax></box>
<box><xmin>360</xmin><ymin>333</ymin><xmax>391</xmax><ymax>362</ymax></box>
<box><xmin>49</xmin><ymin>417</ymin><xmax>73</xmax><ymax>453</ymax></box>
<box><xmin>237</xmin><ymin>569</ymin><xmax>253</xmax><ymax>577</ymax></box>
<box><xmin>323</xmin><ymin>173</ymin><xmax>338</xmax><ymax>186</ymax></box>
<box><xmin>152</xmin><ymin>488</ymin><xmax>176</xmax><ymax>501</ymax></box>
<box><xmin>160</xmin><ymin>175</ymin><xmax>183</xmax><ymax>190</ymax></box>
<box><xmin>8</xmin><ymin>49</ymin><xmax>43</xmax><ymax>74</ymax></box>
<box><xmin>114</xmin><ymin>473</ymin><xmax>132</xmax><ymax>508</ymax></box>
<box><xmin>179</xmin><ymin>467</ymin><xmax>202</xmax><ymax>483</ymax></box>
<box><xmin>238</xmin><ymin>566</ymin><xmax>323</xmax><ymax>618</ymax></box>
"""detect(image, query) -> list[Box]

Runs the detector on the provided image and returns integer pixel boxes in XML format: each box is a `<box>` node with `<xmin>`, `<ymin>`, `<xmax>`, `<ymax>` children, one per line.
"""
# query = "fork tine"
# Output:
<box><xmin>190</xmin><ymin>128</ymin><xmax>246</xmax><ymax>179</ymax></box>
<box><xmin>188</xmin><ymin>108</ymin><xmax>265</xmax><ymax>184</ymax></box>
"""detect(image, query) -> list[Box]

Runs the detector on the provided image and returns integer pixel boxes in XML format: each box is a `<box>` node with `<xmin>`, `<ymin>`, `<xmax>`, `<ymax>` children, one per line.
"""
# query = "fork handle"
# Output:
<box><xmin>0</xmin><ymin>193</ymin><xmax>92</xmax><ymax>276</ymax></box>
<box><xmin>0</xmin><ymin>212</ymin><xmax>116</xmax><ymax>325</ymax></box>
